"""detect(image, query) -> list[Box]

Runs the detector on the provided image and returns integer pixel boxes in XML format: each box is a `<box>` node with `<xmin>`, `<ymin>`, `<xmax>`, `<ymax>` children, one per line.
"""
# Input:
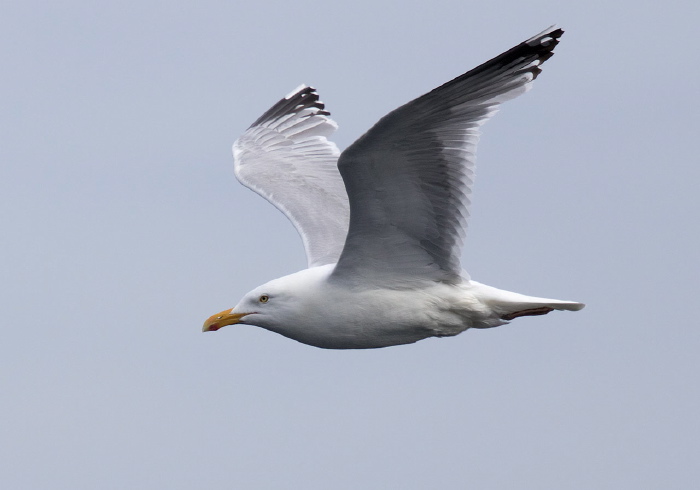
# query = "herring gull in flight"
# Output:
<box><xmin>203</xmin><ymin>26</ymin><xmax>584</xmax><ymax>349</ymax></box>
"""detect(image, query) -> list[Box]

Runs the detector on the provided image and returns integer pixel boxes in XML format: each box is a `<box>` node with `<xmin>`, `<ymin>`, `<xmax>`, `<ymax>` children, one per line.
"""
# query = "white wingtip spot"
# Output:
<box><xmin>526</xmin><ymin>25</ymin><xmax>558</xmax><ymax>45</ymax></box>
<box><xmin>285</xmin><ymin>84</ymin><xmax>309</xmax><ymax>99</ymax></box>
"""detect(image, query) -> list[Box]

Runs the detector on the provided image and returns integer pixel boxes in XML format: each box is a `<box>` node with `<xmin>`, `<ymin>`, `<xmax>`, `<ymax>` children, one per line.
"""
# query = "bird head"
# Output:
<box><xmin>202</xmin><ymin>276</ymin><xmax>294</xmax><ymax>333</ymax></box>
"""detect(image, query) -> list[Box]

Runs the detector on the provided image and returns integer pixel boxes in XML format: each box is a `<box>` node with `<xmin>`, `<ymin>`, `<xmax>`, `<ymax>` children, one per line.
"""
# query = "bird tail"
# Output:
<box><xmin>471</xmin><ymin>282</ymin><xmax>584</xmax><ymax>322</ymax></box>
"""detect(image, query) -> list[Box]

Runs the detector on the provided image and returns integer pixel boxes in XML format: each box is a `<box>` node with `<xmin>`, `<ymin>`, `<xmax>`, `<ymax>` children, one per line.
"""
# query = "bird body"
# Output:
<box><xmin>210</xmin><ymin>264</ymin><xmax>582</xmax><ymax>349</ymax></box>
<box><xmin>203</xmin><ymin>26</ymin><xmax>584</xmax><ymax>349</ymax></box>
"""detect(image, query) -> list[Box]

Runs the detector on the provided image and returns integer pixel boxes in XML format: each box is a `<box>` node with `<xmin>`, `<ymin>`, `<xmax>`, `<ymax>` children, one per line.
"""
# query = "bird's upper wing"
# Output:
<box><xmin>233</xmin><ymin>85</ymin><xmax>349</xmax><ymax>268</ymax></box>
<box><xmin>332</xmin><ymin>27</ymin><xmax>563</xmax><ymax>287</ymax></box>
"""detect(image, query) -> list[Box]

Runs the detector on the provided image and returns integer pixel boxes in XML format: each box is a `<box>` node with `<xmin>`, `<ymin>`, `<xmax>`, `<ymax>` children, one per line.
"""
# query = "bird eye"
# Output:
<box><xmin>259</xmin><ymin>295</ymin><xmax>269</xmax><ymax>303</ymax></box>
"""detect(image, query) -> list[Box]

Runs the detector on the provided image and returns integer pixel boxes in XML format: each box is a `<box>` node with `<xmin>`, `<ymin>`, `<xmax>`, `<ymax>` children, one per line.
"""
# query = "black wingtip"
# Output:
<box><xmin>249</xmin><ymin>85</ymin><xmax>331</xmax><ymax>128</ymax></box>
<box><xmin>522</xmin><ymin>26</ymin><xmax>563</xmax><ymax>60</ymax></box>
<box><xmin>433</xmin><ymin>26</ymin><xmax>564</xmax><ymax>92</ymax></box>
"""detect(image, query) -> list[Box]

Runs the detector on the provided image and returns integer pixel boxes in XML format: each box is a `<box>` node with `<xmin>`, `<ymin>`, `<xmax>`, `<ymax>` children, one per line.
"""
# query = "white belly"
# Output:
<box><xmin>268</xmin><ymin>281</ymin><xmax>498</xmax><ymax>349</ymax></box>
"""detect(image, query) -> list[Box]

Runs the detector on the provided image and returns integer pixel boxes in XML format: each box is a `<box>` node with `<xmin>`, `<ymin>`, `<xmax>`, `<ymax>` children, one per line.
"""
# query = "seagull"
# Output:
<box><xmin>203</xmin><ymin>26</ymin><xmax>584</xmax><ymax>349</ymax></box>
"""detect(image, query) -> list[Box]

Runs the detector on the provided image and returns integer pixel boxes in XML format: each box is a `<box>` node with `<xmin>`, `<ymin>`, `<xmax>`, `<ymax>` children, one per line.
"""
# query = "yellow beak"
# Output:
<box><xmin>202</xmin><ymin>308</ymin><xmax>251</xmax><ymax>332</ymax></box>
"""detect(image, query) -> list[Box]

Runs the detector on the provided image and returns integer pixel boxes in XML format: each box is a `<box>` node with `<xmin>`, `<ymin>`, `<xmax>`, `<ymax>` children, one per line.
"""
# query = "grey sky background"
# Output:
<box><xmin>2</xmin><ymin>0</ymin><xmax>699</xmax><ymax>488</ymax></box>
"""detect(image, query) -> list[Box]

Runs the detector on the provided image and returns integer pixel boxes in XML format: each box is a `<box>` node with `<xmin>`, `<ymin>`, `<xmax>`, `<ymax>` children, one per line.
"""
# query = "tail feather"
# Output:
<box><xmin>471</xmin><ymin>281</ymin><xmax>584</xmax><ymax>321</ymax></box>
